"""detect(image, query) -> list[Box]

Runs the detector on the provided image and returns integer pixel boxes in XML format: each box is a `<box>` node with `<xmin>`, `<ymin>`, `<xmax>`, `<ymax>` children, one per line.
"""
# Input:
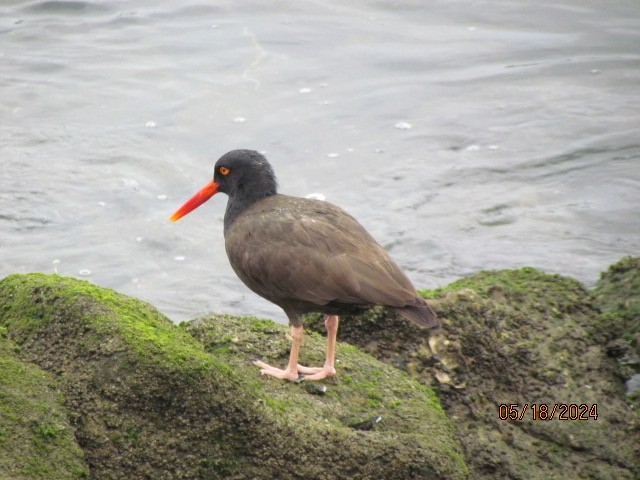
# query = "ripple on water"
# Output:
<box><xmin>477</xmin><ymin>204</ymin><xmax>518</xmax><ymax>227</ymax></box>
<box><xmin>21</xmin><ymin>1</ymin><xmax>113</xmax><ymax>16</ymax></box>
<box><xmin>1</xmin><ymin>213</ymin><xmax>53</xmax><ymax>231</ymax></box>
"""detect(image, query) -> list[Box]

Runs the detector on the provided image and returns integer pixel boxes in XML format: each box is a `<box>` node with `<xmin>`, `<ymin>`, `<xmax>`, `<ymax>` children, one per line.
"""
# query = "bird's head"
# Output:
<box><xmin>170</xmin><ymin>149</ymin><xmax>278</xmax><ymax>222</ymax></box>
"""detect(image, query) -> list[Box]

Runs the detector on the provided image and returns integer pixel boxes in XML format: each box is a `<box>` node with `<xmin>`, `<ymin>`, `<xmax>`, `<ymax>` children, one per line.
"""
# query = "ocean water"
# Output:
<box><xmin>1</xmin><ymin>0</ymin><xmax>639</xmax><ymax>323</ymax></box>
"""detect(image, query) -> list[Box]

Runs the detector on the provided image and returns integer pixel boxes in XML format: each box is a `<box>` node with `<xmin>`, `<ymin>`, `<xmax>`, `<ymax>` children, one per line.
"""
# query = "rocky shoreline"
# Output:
<box><xmin>306</xmin><ymin>257</ymin><xmax>640</xmax><ymax>479</ymax></box>
<box><xmin>1</xmin><ymin>257</ymin><xmax>638</xmax><ymax>479</ymax></box>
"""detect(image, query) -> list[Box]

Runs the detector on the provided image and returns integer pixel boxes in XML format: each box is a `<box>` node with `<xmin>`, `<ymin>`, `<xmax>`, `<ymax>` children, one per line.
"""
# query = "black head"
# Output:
<box><xmin>170</xmin><ymin>149</ymin><xmax>279</xmax><ymax>225</ymax></box>
<box><xmin>213</xmin><ymin>149</ymin><xmax>278</xmax><ymax>200</ymax></box>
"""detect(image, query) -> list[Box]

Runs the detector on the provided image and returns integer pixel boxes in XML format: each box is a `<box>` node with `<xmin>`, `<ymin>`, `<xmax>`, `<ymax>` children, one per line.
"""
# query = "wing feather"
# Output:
<box><xmin>224</xmin><ymin>194</ymin><xmax>422</xmax><ymax>310</ymax></box>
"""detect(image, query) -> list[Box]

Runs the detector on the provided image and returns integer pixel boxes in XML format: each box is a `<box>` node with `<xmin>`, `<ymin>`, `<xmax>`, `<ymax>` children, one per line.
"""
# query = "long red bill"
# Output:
<box><xmin>170</xmin><ymin>180</ymin><xmax>219</xmax><ymax>222</ymax></box>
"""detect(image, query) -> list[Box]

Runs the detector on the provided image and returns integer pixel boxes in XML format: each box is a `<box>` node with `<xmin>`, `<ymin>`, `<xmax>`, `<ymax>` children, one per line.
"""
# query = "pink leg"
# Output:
<box><xmin>253</xmin><ymin>325</ymin><xmax>304</xmax><ymax>381</ymax></box>
<box><xmin>297</xmin><ymin>315</ymin><xmax>339</xmax><ymax>381</ymax></box>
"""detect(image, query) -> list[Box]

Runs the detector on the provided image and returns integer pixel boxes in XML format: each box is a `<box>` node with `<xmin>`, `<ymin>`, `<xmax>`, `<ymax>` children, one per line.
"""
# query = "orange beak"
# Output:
<box><xmin>170</xmin><ymin>180</ymin><xmax>219</xmax><ymax>222</ymax></box>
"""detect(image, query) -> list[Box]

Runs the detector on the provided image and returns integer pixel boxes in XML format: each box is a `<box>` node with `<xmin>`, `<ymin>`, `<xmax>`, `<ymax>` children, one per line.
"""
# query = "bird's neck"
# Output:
<box><xmin>223</xmin><ymin>190</ymin><xmax>275</xmax><ymax>234</ymax></box>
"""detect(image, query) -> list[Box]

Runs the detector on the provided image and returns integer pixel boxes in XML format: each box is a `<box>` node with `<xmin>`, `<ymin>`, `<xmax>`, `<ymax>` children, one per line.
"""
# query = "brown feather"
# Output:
<box><xmin>225</xmin><ymin>194</ymin><xmax>438</xmax><ymax>328</ymax></box>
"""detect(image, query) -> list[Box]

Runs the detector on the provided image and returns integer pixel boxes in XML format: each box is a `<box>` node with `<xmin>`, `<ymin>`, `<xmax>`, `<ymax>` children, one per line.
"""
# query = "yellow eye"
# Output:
<box><xmin>219</xmin><ymin>166</ymin><xmax>231</xmax><ymax>176</ymax></box>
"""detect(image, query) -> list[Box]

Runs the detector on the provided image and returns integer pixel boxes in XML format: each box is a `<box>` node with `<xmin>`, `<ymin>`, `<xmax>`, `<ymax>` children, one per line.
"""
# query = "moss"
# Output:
<box><xmin>0</xmin><ymin>335</ymin><xmax>89</xmax><ymax>479</ymax></box>
<box><xmin>593</xmin><ymin>256</ymin><xmax>640</xmax><ymax>342</ymax></box>
<box><xmin>0</xmin><ymin>273</ymin><xmax>468</xmax><ymax>480</ymax></box>
<box><xmin>419</xmin><ymin>267</ymin><xmax>591</xmax><ymax>316</ymax></box>
<box><xmin>0</xmin><ymin>273</ymin><xmax>228</xmax><ymax>376</ymax></box>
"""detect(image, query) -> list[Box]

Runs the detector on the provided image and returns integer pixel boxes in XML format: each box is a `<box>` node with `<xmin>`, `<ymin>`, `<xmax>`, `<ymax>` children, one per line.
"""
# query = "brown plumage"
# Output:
<box><xmin>171</xmin><ymin>149</ymin><xmax>438</xmax><ymax>381</ymax></box>
<box><xmin>225</xmin><ymin>194</ymin><xmax>438</xmax><ymax>328</ymax></box>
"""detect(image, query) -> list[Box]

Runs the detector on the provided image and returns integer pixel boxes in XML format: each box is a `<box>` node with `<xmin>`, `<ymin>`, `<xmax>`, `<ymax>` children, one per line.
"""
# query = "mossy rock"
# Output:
<box><xmin>592</xmin><ymin>256</ymin><xmax>640</xmax><ymax>381</ymax></box>
<box><xmin>0</xmin><ymin>273</ymin><xmax>468</xmax><ymax>480</ymax></box>
<box><xmin>594</xmin><ymin>256</ymin><xmax>640</xmax><ymax>325</ymax></box>
<box><xmin>0</xmin><ymin>332</ymin><xmax>89</xmax><ymax>480</ymax></box>
<box><xmin>306</xmin><ymin>266</ymin><xmax>640</xmax><ymax>479</ymax></box>
<box><xmin>592</xmin><ymin>256</ymin><xmax>640</xmax><ymax>419</ymax></box>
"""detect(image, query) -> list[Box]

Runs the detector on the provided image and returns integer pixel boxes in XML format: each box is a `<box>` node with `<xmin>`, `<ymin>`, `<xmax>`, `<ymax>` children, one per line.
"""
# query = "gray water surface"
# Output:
<box><xmin>1</xmin><ymin>0</ymin><xmax>639</xmax><ymax>323</ymax></box>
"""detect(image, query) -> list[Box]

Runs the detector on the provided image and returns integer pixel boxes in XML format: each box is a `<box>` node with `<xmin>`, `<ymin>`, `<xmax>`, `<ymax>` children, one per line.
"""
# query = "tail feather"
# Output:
<box><xmin>393</xmin><ymin>302</ymin><xmax>440</xmax><ymax>328</ymax></box>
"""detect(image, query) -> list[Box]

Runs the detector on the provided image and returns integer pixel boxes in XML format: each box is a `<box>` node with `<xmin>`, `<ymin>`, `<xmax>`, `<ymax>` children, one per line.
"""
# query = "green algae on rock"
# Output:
<box><xmin>0</xmin><ymin>331</ymin><xmax>89</xmax><ymax>479</ymax></box>
<box><xmin>185</xmin><ymin>314</ymin><xmax>465</xmax><ymax>477</ymax></box>
<box><xmin>593</xmin><ymin>256</ymin><xmax>640</xmax><ymax>386</ymax></box>
<box><xmin>594</xmin><ymin>256</ymin><xmax>640</xmax><ymax>321</ymax></box>
<box><xmin>306</xmin><ymin>266</ymin><xmax>640</xmax><ymax>480</ymax></box>
<box><xmin>0</xmin><ymin>273</ymin><xmax>468</xmax><ymax>480</ymax></box>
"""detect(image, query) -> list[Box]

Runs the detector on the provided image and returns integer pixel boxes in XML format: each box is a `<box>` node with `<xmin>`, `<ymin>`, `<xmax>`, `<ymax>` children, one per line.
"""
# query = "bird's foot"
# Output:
<box><xmin>296</xmin><ymin>363</ymin><xmax>336</xmax><ymax>381</ymax></box>
<box><xmin>252</xmin><ymin>360</ymin><xmax>336</xmax><ymax>381</ymax></box>
<box><xmin>252</xmin><ymin>360</ymin><xmax>302</xmax><ymax>382</ymax></box>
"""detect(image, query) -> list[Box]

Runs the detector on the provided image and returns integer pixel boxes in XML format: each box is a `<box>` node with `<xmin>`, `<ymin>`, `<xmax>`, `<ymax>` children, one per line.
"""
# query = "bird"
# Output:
<box><xmin>170</xmin><ymin>149</ymin><xmax>439</xmax><ymax>381</ymax></box>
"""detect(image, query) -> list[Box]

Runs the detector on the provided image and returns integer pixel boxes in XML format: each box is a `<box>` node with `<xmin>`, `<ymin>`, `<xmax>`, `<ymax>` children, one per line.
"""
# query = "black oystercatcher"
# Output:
<box><xmin>170</xmin><ymin>150</ymin><xmax>439</xmax><ymax>381</ymax></box>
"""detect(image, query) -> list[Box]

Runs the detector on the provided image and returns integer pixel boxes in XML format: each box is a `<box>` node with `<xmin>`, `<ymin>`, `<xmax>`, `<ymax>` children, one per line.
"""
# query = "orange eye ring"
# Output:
<box><xmin>219</xmin><ymin>166</ymin><xmax>230</xmax><ymax>176</ymax></box>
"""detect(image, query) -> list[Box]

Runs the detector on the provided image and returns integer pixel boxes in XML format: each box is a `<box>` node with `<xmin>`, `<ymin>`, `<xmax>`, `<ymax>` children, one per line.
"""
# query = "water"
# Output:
<box><xmin>1</xmin><ymin>0</ymin><xmax>639</xmax><ymax>323</ymax></box>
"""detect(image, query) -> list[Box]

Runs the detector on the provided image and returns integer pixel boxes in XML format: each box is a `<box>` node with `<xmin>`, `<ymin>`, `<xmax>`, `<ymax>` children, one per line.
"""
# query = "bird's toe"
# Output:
<box><xmin>296</xmin><ymin>364</ymin><xmax>324</xmax><ymax>374</ymax></box>
<box><xmin>253</xmin><ymin>360</ymin><xmax>300</xmax><ymax>381</ymax></box>
<box><xmin>299</xmin><ymin>365</ymin><xmax>336</xmax><ymax>381</ymax></box>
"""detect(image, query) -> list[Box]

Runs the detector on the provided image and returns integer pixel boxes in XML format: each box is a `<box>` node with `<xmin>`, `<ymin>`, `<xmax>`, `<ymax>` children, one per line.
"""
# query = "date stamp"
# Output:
<box><xmin>498</xmin><ymin>403</ymin><xmax>598</xmax><ymax>421</ymax></box>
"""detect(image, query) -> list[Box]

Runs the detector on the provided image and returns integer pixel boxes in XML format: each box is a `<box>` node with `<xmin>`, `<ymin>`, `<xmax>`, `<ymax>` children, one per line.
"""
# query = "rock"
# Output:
<box><xmin>592</xmin><ymin>256</ymin><xmax>640</xmax><ymax>386</ymax></box>
<box><xmin>349</xmin><ymin>415</ymin><xmax>383</xmax><ymax>431</ymax></box>
<box><xmin>306</xmin><ymin>265</ymin><xmax>640</xmax><ymax>479</ymax></box>
<box><xmin>0</xmin><ymin>273</ymin><xmax>467</xmax><ymax>480</ymax></box>
<box><xmin>0</xmin><ymin>330</ymin><xmax>89</xmax><ymax>479</ymax></box>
